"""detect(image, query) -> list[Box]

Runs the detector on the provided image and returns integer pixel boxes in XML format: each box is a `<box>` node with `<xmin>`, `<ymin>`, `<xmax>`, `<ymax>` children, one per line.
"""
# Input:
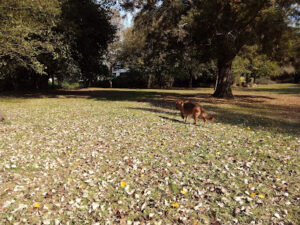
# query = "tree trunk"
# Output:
<box><xmin>156</xmin><ymin>70</ymin><xmax>163</xmax><ymax>88</ymax></box>
<box><xmin>188</xmin><ymin>70</ymin><xmax>193</xmax><ymax>88</ymax></box>
<box><xmin>294</xmin><ymin>73</ymin><xmax>300</xmax><ymax>83</ymax></box>
<box><xmin>12</xmin><ymin>77</ymin><xmax>19</xmax><ymax>91</ymax></box>
<box><xmin>109</xmin><ymin>65</ymin><xmax>113</xmax><ymax>88</ymax></box>
<box><xmin>213</xmin><ymin>59</ymin><xmax>234</xmax><ymax>98</ymax></box>
<box><xmin>88</xmin><ymin>78</ymin><xmax>92</xmax><ymax>87</ymax></box>
<box><xmin>32</xmin><ymin>74</ymin><xmax>39</xmax><ymax>90</ymax></box>
<box><xmin>147</xmin><ymin>74</ymin><xmax>153</xmax><ymax>89</ymax></box>
<box><xmin>51</xmin><ymin>74</ymin><xmax>55</xmax><ymax>88</ymax></box>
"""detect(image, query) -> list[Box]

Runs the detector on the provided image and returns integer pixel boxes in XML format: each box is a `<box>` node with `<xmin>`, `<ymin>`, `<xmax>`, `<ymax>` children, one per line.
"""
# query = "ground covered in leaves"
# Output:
<box><xmin>0</xmin><ymin>84</ymin><xmax>299</xmax><ymax>224</ymax></box>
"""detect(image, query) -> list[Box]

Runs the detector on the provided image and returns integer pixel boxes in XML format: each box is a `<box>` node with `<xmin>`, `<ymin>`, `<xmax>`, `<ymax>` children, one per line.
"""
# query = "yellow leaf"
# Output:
<box><xmin>68</xmin><ymin>178</ymin><xmax>73</xmax><ymax>182</ymax></box>
<box><xmin>181</xmin><ymin>189</ymin><xmax>187</xmax><ymax>195</ymax></box>
<box><xmin>171</xmin><ymin>202</ymin><xmax>179</xmax><ymax>208</ymax></box>
<box><xmin>258</xmin><ymin>194</ymin><xmax>265</xmax><ymax>199</ymax></box>
<box><xmin>250</xmin><ymin>192</ymin><xmax>256</xmax><ymax>197</ymax></box>
<box><xmin>34</xmin><ymin>203</ymin><xmax>40</xmax><ymax>208</ymax></box>
<box><xmin>120</xmin><ymin>181</ymin><xmax>126</xmax><ymax>188</ymax></box>
<box><xmin>193</xmin><ymin>222</ymin><xmax>199</xmax><ymax>225</ymax></box>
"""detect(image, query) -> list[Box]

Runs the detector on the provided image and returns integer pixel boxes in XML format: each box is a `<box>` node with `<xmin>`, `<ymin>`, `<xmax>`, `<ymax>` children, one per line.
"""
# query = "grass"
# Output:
<box><xmin>0</xmin><ymin>83</ymin><xmax>299</xmax><ymax>224</ymax></box>
<box><xmin>235</xmin><ymin>83</ymin><xmax>300</xmax><ymax>96</ymax></box>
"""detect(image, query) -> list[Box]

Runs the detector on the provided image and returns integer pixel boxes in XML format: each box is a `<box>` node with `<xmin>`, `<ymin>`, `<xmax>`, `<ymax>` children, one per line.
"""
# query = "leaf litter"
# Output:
<box><xmin>0</xmin><ymin>97</ymin><xmax>299</xmax><ymax>224</ymax></box>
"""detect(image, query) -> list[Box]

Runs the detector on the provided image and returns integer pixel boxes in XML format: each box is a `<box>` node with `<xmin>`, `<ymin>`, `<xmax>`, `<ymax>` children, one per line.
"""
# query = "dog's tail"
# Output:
<box><xmin>207</xmin><ymin>116</ymin><xmax>215</xmax><ymax>121</ymax></box>
<box><xmin>203</xmin><ymin>111</ymin><xmax>215</xmax><ymax>121</ymax></box>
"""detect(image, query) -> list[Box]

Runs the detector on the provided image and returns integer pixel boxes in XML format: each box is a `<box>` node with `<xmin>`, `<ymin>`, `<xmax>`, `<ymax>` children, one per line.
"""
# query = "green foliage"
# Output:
<box><xmin>232</xmin><ymin>46</ymin><xmax>280</xmax><ymax>84</ymax></box>
<box><xmin>0</xmin><ymin>0</ymin><xmax>62</xmax><ymax>77</ymax></box>
<box><xmin>61</xmin><ymin>81</ymin><xmax>82</xmax><ymax>89</ymax></box>
<box><xmin>0</xmin><ymin>0</ymin><xmax>116</xmax><ymax>90</ymax></box>
<box><xmin>60</xmin><ymin>0</ymin><xmax>116</xmax><ymax>86</ymax></box>
<box><xmin>119</xmin><ymin>0</ymin><xmax>298</xmax><ymax>96</ymax></box>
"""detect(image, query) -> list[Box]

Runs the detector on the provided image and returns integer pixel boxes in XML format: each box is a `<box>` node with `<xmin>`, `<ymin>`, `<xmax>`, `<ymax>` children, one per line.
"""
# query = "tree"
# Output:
<box><xmin>119</xmin><ymin>1</ymin><xmax>191</xmax><ymax>88</ymax></box>
<box><xmin>181</xmin><ymin>0</ymin><xmax>298</xmax><ymax>98</ymax></box>
<box><xmin>60</xmin><ymin>0</ymin><xmax>116</xmax><ymax>87</ymax></box>
<box><xmin>105</xmin><ymin>9</ymin><xmax>123</xmax><ymax>88</ymax></box>
<box><xmin>232</xmin><ymin>45</ymin><xmax>280</xmax><ymax>85</ymax></box>
<box><xmin>0</xmin><ymin>0</ymin><xmax>63</xmax><ymax>89</ymax></box>
<box><xmin>119</xmin><ymin>0</ymin><xmax>298</xmax><ymax>98</ymax></box>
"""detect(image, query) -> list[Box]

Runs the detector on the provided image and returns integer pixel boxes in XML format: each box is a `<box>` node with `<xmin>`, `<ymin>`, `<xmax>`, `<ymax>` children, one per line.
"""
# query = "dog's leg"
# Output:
<box><xmin>184</xmin><ymin>115</ymin><xmax>188</xmax><ymax>123</ymax></box>
<box><xmin>193</xmin><ymin>112</ymin><xmax>200</xmax><ymax>125</ymax></box>
<box><xmin>202</xmin><ymin>116</ymin><xmax>206</xmax><ymax>126</ymax></box>
<box><xmin>181</xmin><ymin>113</ymin><xmax>184</xmax><ymax>120</ymax></box>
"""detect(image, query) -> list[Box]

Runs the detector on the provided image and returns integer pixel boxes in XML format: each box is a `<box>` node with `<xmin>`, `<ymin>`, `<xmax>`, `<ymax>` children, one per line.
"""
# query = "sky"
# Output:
<box><xmin>120</xmin><ymin>11</ymin><xmax>133</xmax><ymax>29</ymax></box>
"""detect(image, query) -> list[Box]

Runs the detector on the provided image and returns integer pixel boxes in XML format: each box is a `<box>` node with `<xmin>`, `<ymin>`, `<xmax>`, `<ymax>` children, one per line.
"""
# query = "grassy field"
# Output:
<box><xmin>0</xmin><ymin>83</ymin><xmax>299</xmax><ymax>224</ymax></box>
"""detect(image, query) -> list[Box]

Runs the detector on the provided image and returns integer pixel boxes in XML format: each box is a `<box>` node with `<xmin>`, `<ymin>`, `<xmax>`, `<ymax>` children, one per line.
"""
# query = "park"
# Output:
<box><xmin>1</xmin><ymin>0</ymin><xmax>299</xmax><ymax>224</ymax></box>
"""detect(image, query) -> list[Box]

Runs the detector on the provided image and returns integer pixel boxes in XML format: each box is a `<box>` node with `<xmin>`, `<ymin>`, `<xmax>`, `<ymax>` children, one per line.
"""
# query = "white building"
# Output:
<box><xmin>112</xmin><ymin>68</ymin><xmax>129</xmax><ymax>77</ymax></box>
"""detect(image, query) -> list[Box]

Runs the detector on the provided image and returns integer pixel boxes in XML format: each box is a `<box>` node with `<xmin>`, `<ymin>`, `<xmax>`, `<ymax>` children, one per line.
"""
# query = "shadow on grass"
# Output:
<box><xmin>128</xmin><ymin>103</ymin><xmax>300</xmax><ymax>136</ymax></box>
<box><xmin>128</xmin><ymin>107</ymin><xmax>178</xmax><ymax>116</ymax></box>
<box><xmin>0</xmin><ymin>89</ymin><xmax>162</xmax><ymax>101</ymax></box>
<box><xmin>1</xmin><ymin>88</ymin><xmax>299</xmax><ymax>135</ymax></box>
<box><xmin>0</xmin><ymin>89</ymin><xmax>275</xmax><ymax>103</ymax></box>
<box><xmin>240</xmin><ymin>85</ymin><xmax>300</xmax><ymax>95</ymax></box>
<box><xmin>158</xmin><ymin>116</ymin><xmax>185</xmax><ymax>124</ymax></box>
<box><xmin>202</xmin><ymin>105</ymin><xmax>300</xmax><ymax>135</ymax></box>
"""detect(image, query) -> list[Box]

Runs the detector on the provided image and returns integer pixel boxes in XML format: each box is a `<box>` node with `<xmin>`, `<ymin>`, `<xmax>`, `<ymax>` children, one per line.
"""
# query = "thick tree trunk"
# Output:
<box><xmin>109</xmin><ymin>80</ymin><xmax>112</xmax><ymax>88</ymax></box>
<box><xmin>147</xmin><ymin>74</ymin><xmax>153</xmax><ymax>89</ymax></box>
<box><xmin>213</xmin><ymin>59</ymin><xmax>234</xmax><ymax>98</ymax></box>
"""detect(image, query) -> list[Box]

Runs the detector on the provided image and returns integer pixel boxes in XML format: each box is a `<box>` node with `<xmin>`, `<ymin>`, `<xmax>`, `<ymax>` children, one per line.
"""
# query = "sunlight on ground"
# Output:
<box><xmin>0</xmin><ymin>84</ymin><xmax>299</xmax><ymax>224</ymax></box>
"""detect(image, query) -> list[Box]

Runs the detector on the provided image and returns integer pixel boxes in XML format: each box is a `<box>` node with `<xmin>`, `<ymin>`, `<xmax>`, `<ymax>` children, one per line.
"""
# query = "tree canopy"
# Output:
<box><xmin>0</xmin><ymin>0</ymin><xmax>299</xmax><ymax>94</ymax></box>
<box><xmin>118</xmin><ymin>0</ymin><xmax>299</xmax><ymax>97</ymax></box>
<box><xmin>0</xmin><ymin>0</ymin><xmax>116</xmax><ymax>90</ymax></box>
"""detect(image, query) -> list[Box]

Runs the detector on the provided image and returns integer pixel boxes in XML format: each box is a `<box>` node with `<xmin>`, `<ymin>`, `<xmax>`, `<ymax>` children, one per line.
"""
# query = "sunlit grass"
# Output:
<box><xmin>0</xmin><ymin>83</ymin><xmax>299</xmax><ymax>224</ymax></box>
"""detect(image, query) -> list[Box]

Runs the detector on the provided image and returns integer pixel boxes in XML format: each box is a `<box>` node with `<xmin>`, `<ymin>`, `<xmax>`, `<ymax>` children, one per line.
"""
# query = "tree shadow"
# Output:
<box><xmin>241</xmin><ymin>87</ymin><xmax>300</xmax><ymax>95</ymax></box>
<box><xmin>1</xmin><ymin>88</ymin><xmax>299</xmax><ymax>135</ymax></box>
<box><xmin>202</xmin><ymin>105</ymin><xmax>300</xmax><ymax>134</ymax></box>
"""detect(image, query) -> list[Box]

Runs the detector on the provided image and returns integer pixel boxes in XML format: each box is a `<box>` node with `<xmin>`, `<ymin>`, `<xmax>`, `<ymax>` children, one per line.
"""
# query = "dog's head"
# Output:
<box><xmin>175</xmin><ymin>101</ymin><xmax>183</xmax><ymax>110</ymax></box>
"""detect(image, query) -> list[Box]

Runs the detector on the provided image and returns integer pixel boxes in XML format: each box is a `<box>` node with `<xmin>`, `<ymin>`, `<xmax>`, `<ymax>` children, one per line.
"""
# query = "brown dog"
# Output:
<box><xmin>175</xmin><ymin>101</ymin><xmax>215</xmax><ymax>125</ymax></box>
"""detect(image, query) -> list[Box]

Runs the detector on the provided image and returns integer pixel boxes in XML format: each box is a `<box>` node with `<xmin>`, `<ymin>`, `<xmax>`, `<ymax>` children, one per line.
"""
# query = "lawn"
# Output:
<box><xmin>0</xmin><ymin>84</ymin><xmax>299</xmax><ymax>224</ymax></box>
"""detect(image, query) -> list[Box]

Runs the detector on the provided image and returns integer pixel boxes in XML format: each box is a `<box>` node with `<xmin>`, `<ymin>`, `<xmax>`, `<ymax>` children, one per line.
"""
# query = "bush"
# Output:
<box><xmin>255</xmin><ymin>78</ymin><xmax>277</xmax><ymax>85</ymax></box>
<box><xmin>61</xmin><ymin>82</ymin><xmax>82</xmax><ymax>89</ymax></box>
